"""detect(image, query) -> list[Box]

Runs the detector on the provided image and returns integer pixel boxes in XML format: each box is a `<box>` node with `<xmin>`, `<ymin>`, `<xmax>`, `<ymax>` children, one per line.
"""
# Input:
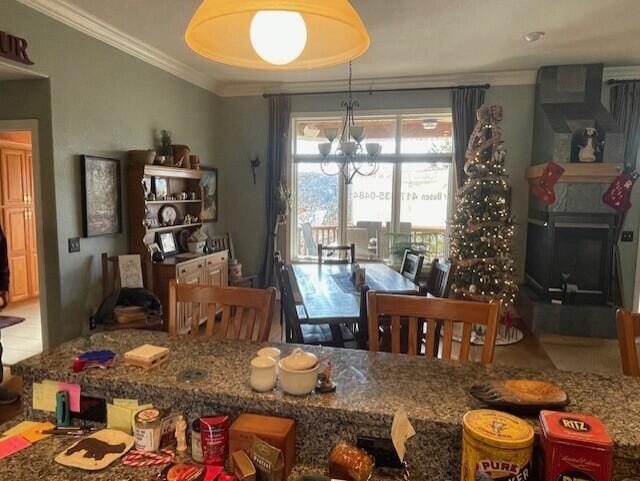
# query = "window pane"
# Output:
<box><xmin>401</xmin><ymin>116</ymin><xmax>452</xmax><ymax>154</ymax></box>
<box><xmin>399</xmin><ymin>163</ymin><xmax>449</xmax><ymax>262</ymax></box>
<box><xmin>347</xmin><ymin>164</ymin><xmax>394</xmax><ymax>261</ymax></box>
<box><xmin>295</xmin><ymin>119</ymin><xmax>342</xmax><ymax>155</ymax></box>
<box><xmin>295</xmin><ymin>163</ymin><xmax>339</xmax><ymax>258</ymax></box>
<box><xmin>356</xmin><ymin>118</ymin><xmax>396</xmax><ymax>155</ymax></box>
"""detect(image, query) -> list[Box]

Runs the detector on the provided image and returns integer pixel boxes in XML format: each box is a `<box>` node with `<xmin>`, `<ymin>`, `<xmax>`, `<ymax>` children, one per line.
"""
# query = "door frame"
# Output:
<box><xmin>0</xmin><ymin>119</ymin><xmax>48</xmax><ymax>348</ymax></box>
<box><xmin>635</xmin><ymin>242</ymin><xmax>640</xmax><ymax>311</ymax></box>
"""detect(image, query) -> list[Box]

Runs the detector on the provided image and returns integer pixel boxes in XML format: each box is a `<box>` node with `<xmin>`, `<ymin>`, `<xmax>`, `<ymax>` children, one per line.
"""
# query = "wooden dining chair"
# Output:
<box><xmin>616</xmin><ymin>309</ymin><xmax>640</xmax><ymax>377</ymax></box>
<box><xmin>168</xmin><ymin>279</ymin><xmax>275</xmax><ymax>342</ymax></box>
<box><xmin>318</xmin><ymin>243</ymin><xmax>356</xmax><ymax>264</ymax></box>
<box><xmin>367</xmin><ymin>291</ymin><xmax>501</xmax><ymax>364</ymax></box>
<box><xmin>400</xmin><ymin>249</ymin><xmax>425</xmax><ymax>284</ymax></box>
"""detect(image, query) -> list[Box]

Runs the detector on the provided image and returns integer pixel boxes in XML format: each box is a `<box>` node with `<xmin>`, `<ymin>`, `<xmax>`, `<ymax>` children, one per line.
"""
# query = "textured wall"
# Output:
<box><xmin>0</xmin><ymin>1</ymin><xmax>218</xmax><ymax>346</ymax></box>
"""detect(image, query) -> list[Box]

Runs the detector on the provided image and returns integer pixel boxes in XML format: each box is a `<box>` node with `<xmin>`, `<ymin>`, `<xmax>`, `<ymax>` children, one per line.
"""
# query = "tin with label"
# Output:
<box><xmin>134</xmin><ymin>408</ymin><xmax>163</xmax><ymax>452</ymax></box>
<box><xmin>539</xmin><ymin>410</ymin><xmax>613</xmax><ymax>481</ymax></box>
<box><xmin>461</xmin><ymin>409</ymin><xmax>534</xmax><ymax>481</ymax></box>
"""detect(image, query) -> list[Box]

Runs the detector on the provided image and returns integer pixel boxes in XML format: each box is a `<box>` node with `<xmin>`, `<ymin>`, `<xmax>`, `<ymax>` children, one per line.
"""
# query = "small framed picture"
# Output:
<box><xmin>156</xmin><ymin>231</ymin><xmax>178</xmax><ymax>256</ymax></box>
<box><xmin>153</xmin><ymin>176</ymin><xmax>168</xmax><ymax>200</ymax></box>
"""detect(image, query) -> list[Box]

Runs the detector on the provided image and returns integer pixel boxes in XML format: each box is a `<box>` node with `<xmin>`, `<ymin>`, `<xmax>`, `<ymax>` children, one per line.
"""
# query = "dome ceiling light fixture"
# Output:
<box><xmin>185</xmin><ymin>0</ymin><xmax>371</xmax><ymax>70</ymax></box>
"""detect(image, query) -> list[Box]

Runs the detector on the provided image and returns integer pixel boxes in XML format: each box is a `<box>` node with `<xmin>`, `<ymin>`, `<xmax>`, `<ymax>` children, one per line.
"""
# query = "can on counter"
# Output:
<box><xmin>134</xmin><ymin>408</ymin><xmax>164</xmax><ymax>452</ymax></box>
<box><xmin>461</xmin><ymin>409</ymin><xmax>534</xmax><ymax>481</ymax></box>
<box><xmin>539</xmin><ymin>410</ymin><xmax>613</xmax><ymax>481</ymax></box>
<box><xmin>200</xmin><ymin>416</ymin><xmax>229</xmax><ymax>466</ymax></box>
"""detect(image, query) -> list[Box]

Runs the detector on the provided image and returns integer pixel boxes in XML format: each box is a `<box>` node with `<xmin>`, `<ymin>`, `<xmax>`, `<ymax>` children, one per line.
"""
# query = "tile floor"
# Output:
<box><xmin>0</xmin><ymin>298</ymin><xmax>42</xmax><ymax>365</ymax></box>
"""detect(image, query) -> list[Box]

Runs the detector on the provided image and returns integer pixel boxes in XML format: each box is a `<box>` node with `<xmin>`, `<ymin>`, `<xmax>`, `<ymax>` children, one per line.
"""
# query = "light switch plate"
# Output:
<box><xmin>621</xmin><ymin>231</ymin><xmax>634</xmax><ymax>242</ymax></box>
<box><xmin>68</xmin><ymin>237</ymin><xmax>80</xmax><ymax>252</ymax></box>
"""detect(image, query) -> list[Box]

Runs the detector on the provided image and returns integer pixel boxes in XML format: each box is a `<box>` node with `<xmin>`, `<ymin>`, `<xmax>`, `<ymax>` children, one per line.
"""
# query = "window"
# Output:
<box><xmin>291</xmin><ymin>111</ymin><xmax>453</xmax><ymax>265</ymax></box>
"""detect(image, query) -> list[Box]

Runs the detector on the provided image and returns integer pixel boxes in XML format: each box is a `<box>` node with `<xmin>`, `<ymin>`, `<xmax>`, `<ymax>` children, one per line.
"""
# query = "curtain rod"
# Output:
<box><xmin>607</xmin><ymin>79</ymin><xmax>640</xmax><ymax>85</ymax></box>
<box><xmin>261</xmin><ymin>83</ymin><xmax>490</xmax><ymax>98</ymax></box>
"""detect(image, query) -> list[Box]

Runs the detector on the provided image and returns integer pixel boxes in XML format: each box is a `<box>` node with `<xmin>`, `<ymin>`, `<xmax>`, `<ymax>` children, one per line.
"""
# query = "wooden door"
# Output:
<box><xmin>1</xmin><ymin>149</ymin><xmax>27</xmax><ymax>206</ymax></box>
<box><xmin>4</xmin><ymin>207</ymin><xmax>30</xmax><ymax>301</ymax></box>
<box><xmin>27</xmin><ymin>207</ymin><xmax>38</xmax><ymax>296</ymax></box>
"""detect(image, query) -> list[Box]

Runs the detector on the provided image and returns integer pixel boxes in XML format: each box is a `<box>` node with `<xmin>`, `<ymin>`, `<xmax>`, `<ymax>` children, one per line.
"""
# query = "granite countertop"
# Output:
<box><xmin>10</xmin><ymin>329</ymin><xmax>640</xmax><ymax>461</ymax></box>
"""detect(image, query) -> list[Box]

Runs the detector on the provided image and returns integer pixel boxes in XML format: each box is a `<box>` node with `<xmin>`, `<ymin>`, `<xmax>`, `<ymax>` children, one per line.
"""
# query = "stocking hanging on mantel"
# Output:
<box><xmin>531</xmin><ymin>162</ymin><xmax>565</xmax><ymax>205</ymax></box>
<box><xmin>603</xmin><ymin>168</ymin><xmax>639</xmax><ymax>213</ymax></box>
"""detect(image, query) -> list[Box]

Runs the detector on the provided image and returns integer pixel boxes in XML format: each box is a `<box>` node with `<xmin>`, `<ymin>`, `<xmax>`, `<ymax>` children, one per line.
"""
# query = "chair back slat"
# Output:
<box><xmin>366</xmin><ymin>291</ymin><xmax>501</xmax><ymax>364</ymax></box>
<box><xmin>426</xmin><ymin>259</ymin><xmax>455</xmax><ymax>298</ymax></box>
<box><xmin>441</xmin><ymin>320</ymin><xmax>453</xmax><ymax>359</ymax></box>
<box><xmin>168</xmin><ymin>280</ymin><xmax>275</xmax><ymax>342</ymax></box>
<box><xmin>400</xmin><ymin>250</ymin><xmax>425</xmax><ymax>284</ymax></box>
<box><xmin>278</xmin><ymin>266</ymin><xmax>305</xmax><ymax>343</ymax></box>
<box><xmin>425</xmin><ymin>319</ymin><xmax>437</xmax><ymax>358</ymax></box>
<box><xmin>318</xmin><ymin>243</ymin><xmax>356</xmax><ymax>264</ymax></box>
<box><xmin>616</xmin><ymin>309</ymin><xmax>640</xmax><ymax>376</ymax></box>
<box><xmin>458</xmin><ymin>322</ymin><xmax>473</xmax><ymax>361</ymax></box>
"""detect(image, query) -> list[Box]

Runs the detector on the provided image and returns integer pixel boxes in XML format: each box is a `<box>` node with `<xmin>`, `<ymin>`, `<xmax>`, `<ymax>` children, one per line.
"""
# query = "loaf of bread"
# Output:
<box><xmin>328</xmin><ymin>443</ymin><xmax>374</xmax><ymax>481</ymax></box>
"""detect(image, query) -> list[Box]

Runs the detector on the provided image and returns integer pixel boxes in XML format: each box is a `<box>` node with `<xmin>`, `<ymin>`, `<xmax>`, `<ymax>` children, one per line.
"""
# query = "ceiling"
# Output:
<box><xmin>23</xmin><ymin>0</ymin><xmax>640</xmax><ymax>94</ymax></box>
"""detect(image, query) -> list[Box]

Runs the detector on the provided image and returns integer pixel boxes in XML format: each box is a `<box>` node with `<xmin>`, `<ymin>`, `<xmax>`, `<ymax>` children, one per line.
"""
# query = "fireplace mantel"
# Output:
<box><xmin>526</xmin><ymin>162</ymin><xmax>623</xmax><ymax>184</ymax></box>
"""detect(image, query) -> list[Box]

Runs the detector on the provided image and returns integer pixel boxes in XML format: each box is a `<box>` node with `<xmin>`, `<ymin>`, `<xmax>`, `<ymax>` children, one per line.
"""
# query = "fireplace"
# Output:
<box><xmin>525</xmin><ymin>211</ymin><xmax>616</xmax><ymax>305</ymax></box>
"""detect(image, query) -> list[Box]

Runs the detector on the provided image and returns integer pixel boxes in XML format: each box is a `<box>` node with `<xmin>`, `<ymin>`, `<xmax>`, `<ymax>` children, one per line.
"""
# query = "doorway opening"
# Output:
<box><xmin>0</xmin><ymin>129</ymin><xmax>42</xmax><ymax>364</ymax></box>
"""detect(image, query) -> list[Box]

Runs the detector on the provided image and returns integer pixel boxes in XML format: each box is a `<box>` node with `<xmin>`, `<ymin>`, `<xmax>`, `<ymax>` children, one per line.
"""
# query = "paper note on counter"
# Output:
<box><xmin>391</xmin><ymin>408</ymin><xmax>416</xmax><ymax>463</ymax></box>
<box><xmin>57</xmin><ymin>382</ymin><xmax>81</xmax><ymax>412</ymax></box>
<box><xmin>113</xmin><ymin>398</ymin><xmax>139</xmax><ymax>409</ymax></box>
<box><xmin>2</xmin><ymin>421</ymin><xmax>55</xmax><ymax>443</ymax></box>
<box><xmin>32</xmin><ymin>381</ymin><xmax>58</xmax><ymax>412</ymax></box>
<box><xmin>0</xmin><ymin>435</ymin><xmax>31</xmax><ymax>460</ymax></box>
<box><xmin>107</xmin><ymin>399</ymin><xmax>152</xmax><ymax>434</ymax></box>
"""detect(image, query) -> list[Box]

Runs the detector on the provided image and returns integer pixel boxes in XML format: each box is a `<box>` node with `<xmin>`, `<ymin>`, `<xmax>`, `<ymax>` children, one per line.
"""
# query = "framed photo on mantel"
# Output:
<box><xmin>80</xmin><ymin>155</ymin><xmax>122</xmax><ymax>237</ymax></box>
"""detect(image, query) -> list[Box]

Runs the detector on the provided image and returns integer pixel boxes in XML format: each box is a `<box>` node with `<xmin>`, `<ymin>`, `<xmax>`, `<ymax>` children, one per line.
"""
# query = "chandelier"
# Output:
<box><xmin>318</xmin><ymin>62</ymin><xmax>382</xmax><ymax>184</ymax></box>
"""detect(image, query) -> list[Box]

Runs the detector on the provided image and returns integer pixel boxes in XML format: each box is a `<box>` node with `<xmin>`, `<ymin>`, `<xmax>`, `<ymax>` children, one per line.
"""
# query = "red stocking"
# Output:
<box><xmin>603</xmin><ymin>170</ymin><xmax>639</xmax><ymax>213</ymax></box>
<box><xmin>532</xmin><ymin>162</ymin><xmax>565</xmax><ymax>205</ymax></box>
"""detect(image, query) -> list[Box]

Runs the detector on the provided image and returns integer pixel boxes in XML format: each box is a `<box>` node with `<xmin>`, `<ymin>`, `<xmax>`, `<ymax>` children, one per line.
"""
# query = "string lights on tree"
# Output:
<box><xmin>450</xmin><ymin>105</ymin><xmax>517</xmax><ymax>310</ymax></box>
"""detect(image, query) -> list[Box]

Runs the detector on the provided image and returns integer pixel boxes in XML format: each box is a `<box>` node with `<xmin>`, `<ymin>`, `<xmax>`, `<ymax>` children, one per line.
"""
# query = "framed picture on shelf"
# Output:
<box><xmin>199</xmin><ymin>167</ymin><xmax>218</xmax><ymax>223</ymax></box>
<box><xmin>153</xmin><ymin>176</ymin><xmax>168</xmax><ymax>200</ymax></box>
<box><xmin>156</xmin><ymin>231</ymin><xmax>178</xmax><ymax>256</ymax></box>
<box><xmin>80</xmin><ymin>155</ymin><xmax>122</xmax><ymax>237</ymax></box>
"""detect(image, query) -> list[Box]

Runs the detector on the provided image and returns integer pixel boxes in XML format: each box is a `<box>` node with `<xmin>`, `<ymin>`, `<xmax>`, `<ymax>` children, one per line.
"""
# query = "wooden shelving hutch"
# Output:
<box><xmin>127</xmin><ymin>164</ymin><xmax>228</xmax><ymax>331</ymax></box>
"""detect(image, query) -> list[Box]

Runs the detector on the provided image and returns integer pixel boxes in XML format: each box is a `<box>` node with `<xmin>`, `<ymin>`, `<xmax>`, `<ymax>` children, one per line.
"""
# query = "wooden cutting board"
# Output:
<box><xmin>469</xmin><ymin>379</ymin><xmax>569</xmax><ymax>414</ymax></box>
<box><xmin>55</xmin><ymin>429</ymin><xmax>133</xmax><ymax>470</ymax></box>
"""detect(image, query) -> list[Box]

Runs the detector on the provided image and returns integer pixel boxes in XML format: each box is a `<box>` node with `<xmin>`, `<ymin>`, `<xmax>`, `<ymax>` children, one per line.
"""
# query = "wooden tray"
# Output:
<box><xmin>469</xmin><ymin>379</ymin><xmax>569</xmax><ymax>414</ymax></box>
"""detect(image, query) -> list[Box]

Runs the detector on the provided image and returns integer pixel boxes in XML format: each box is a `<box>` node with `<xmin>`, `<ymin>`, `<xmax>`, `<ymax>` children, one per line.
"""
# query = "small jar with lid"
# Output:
<box><xmin>133</xmin><ymin>408</ymin><xmax>164</xmax><ymax>452</ymax></box>
<box><xmin>461</xmin><ymin>409</ymin><xmax>534</xmax><ymax>481</ymax></box>
<box><xmin>191</xmin><ymin>418</ymin><xmax>204</xmax><ymax>463</ymax></box>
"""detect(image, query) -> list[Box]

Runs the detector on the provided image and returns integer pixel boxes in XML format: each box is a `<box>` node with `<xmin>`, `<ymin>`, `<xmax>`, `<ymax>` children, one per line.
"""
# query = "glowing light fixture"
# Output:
<box><xmin>250</xmin><ymin>11</ymin><xmax>307</xmax><ymax>65</ymax></box>
<box><xmin>185</xmin><ymin>0</ymin><xmax>370</xmax><ymax>70</ymax></box>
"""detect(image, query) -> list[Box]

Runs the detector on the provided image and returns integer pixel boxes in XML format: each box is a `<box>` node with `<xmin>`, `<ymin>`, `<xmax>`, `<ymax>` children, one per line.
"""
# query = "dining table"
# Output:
<box><xmin>291</xmin><ymin>262</ymin><xmax>420</xmax><ymax>324</ymax></box>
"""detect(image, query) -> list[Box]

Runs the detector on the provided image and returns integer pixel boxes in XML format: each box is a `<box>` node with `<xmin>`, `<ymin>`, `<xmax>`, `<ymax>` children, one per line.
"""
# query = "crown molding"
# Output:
<box><xmin>16</xmin><ymin>0</ymin><xmax>218</xmax><ymax>93</ymax></box>
<box><xmin>603</xmin><ymin>65</ymin><xmax>640</xmax><ymax>81</ymax></box>
<box><xmin>217</xmin><ymin>69</ymin><xmax>539</xmax><ymax>97</ymax></box>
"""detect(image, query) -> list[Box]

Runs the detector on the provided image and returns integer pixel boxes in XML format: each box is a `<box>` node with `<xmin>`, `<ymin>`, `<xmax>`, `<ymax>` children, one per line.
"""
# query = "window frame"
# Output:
<box><xmin>289</xmin><ymin>108</ymin><xmax>454</xmax><ymax>262</ymax></box>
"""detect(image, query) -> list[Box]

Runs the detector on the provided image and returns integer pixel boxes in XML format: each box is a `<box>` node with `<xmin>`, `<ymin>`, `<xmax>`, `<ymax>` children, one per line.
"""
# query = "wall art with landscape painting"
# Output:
<box><xmin>199</xmin><ymin>166</ymin><xmax>218</xmax><ymax>223</ymax></box>
<box><xmin>81</xmin><ymin>155</ymin><xmax>122</xmax><ymax>237</ymax></box>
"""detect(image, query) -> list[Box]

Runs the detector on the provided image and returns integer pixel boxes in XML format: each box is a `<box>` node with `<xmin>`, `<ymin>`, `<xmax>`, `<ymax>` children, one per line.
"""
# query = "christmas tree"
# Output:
<box><xmin>450</xmin><ymin>105</ymin><xmax>517</xmax><ymax>308</ymax></box>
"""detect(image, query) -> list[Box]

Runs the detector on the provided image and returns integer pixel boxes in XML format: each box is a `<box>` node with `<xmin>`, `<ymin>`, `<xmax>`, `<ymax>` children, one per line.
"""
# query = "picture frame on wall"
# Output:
<box><xmin>156</xmin><ymin>231</ymin><xmax>178</xmax><ymax>257</ymax></box>
<box><xmin>199</xmin><ymin>167</ymin><xmax>218</xmax><ymax>223</ymax></box>
<box><xmin>80</xmin><ymin>155</ymin><xmax>122</xmax><ymax>237</ymax></box>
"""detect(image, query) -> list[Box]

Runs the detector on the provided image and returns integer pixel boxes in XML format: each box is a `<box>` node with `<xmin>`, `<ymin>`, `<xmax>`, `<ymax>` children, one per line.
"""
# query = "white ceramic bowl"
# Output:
<box><xmin>278</xmin><ymin>360</ymin><xmax>319</xmax><ymax>396</ymax></box>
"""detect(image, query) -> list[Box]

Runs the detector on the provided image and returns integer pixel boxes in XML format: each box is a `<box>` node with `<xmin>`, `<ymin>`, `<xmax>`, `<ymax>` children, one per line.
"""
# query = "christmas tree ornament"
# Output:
<box><xmin>531</xmin><ymin>162</ymin><xmax>565</xmax><ymax>205</ymax></box>
<box><xmin>602</xmin><ymin>168</ymin><xmax>639</xmax><ymax>213</ymax></box>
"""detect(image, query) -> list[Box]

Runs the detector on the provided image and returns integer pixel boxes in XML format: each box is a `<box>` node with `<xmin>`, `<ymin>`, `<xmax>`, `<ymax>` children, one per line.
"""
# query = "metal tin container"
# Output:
<box><xmin>133</xmin><ymin>408</ymin><xmax>163</xmax><ymax>452</ymax></box>
<box><xmin>539</xmin><ymin>410</ymin><xmax>613</xmax><ymax>481</ymax></box>
<box><xmin>461</xmin><ymin>409</ymin><xmax>534</xmax><ymax>481</ymax></box>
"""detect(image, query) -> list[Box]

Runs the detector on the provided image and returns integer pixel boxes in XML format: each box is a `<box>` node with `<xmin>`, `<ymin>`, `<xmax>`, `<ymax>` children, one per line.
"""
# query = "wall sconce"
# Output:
<box><xmin>249</xmin><ymin>152</ymin><xmax>260</xmax><ymax>185</ymax></box>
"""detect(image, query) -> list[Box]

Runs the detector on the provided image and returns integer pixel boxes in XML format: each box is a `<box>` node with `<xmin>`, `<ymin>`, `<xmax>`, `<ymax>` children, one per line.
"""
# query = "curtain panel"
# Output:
<box><xmin>452</xmin><ymin>87</ymin><xmax>486</xmax><ymax>188</ymax></box>
<box><xmin>610</xmin><ymin>81</ymin><xmax>640</xmax><ymax>169</ymax></box>
<box><xmin>260</xmin><ymin>95</ymin><xmax>291</xmax><ymax>287</ymax></box>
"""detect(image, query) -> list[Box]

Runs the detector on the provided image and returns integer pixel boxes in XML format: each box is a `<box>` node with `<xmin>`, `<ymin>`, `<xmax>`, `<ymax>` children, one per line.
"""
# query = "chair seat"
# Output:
<box><xmin>301</xmin><ymin>324</ymin><xmax>355</xmax><ymax>347</ymax></box>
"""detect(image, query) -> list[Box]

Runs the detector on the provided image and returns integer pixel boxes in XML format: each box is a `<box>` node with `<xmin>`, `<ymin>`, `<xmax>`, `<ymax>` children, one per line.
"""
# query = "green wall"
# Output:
<box><xmin>1</xmin><ymin>0</ymin><xmax>218</xmax><ymax>346</ymax></box>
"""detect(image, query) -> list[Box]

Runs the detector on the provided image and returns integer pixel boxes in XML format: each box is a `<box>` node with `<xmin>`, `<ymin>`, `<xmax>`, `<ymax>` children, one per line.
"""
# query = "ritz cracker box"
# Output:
<box><xmin>538</xmin><ymin>410</ymin><xmax>613</xmax><ymax>481</ymax></box>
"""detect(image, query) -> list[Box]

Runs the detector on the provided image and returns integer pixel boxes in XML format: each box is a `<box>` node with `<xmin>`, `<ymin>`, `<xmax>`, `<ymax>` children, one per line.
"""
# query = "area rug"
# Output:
<box><xmin>0</xmin><ymin>316</ymin><xmax>25</xmax><ymax>330</ymax></box>
<box><xmin>451</xmin><ymin>322</ymin><xmax>525</xmax><ymax>346</ymax></box>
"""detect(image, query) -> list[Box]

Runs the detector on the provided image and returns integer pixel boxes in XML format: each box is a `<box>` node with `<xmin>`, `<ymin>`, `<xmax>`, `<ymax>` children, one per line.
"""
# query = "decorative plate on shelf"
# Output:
<box><xmin>158</xmin><ymin>204</ymin><xmax>178</xmax><ymax>226</ymax></box>
<box><xmin>470</xmin><ymin>379</ymin><xmax>569</xmax><ymax>414</ymax></box>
